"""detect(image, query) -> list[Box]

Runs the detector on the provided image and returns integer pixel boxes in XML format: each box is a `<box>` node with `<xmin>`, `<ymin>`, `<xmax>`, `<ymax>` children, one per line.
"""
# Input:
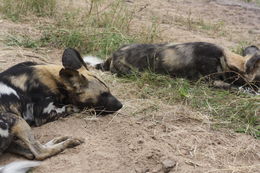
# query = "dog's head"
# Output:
<box><xmin>59</xmin><ymin>48</ymin><xmax>122</xmax><ymax>115</ymax></box>
<box><xmin>244</xmin><ymin>46</ymin><xmax>260</xmax><ymax>85</ymax></box>
<box><xmin>244</xmin><ymin>52</ymin><xmax>260</xmax><ymax>84</ymax></box>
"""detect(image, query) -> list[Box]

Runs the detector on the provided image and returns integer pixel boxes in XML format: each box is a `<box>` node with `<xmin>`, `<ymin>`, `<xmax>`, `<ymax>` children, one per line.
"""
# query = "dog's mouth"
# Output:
<box><xmin>74</xmin><ymin>92</ymin><xmax>123</xmax><ymax>115</ymax></box>
<box><xmin>79</xmin><ymin>102</ymin><xmax>123</xmax><ymax>116</ymax></box>
<box><xmin>94</xmin><ymin>109</ymin><xmax>119</xmax><ymax>116</ymax></box>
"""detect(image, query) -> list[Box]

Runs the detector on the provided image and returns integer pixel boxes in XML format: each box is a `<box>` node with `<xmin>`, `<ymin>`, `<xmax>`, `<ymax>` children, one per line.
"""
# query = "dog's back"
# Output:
<box><xmin>95</xmin><ymin>42</ymin><xmax>225</xmax><ymax>79</ymax></box>
<box><xmin>91</xmin><ymin>42</ymin><xmax>260</xmax><ymax>87</ymax></box>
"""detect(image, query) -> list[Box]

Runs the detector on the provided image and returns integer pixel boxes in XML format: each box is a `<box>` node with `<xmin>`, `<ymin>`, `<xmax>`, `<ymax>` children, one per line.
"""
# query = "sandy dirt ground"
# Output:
<box><xmin>0</xmin><ymin>0</ymin><xmax>260</xmax><ymax>173</ymax></box>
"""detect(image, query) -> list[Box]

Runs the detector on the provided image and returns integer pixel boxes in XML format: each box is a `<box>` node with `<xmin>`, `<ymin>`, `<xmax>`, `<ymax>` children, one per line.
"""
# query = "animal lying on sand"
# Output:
<box><xmin>85</xmin><ymin>42</ymin><xmax>260</xmax><ymax>89</ymax></box>
<box><xmin>0</xmin><ymin>48</ymin><xmax>122</xmax><ymax>171</ymax></box>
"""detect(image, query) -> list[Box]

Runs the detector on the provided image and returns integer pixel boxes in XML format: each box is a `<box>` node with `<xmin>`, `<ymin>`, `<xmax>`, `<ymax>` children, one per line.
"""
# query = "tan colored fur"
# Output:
<box><xmin>162</xmin><ymin>45</ymin><xmax>193</xmax><ymax>70</ymax></box>
<box><xmin>223</xmin><ymin>49</ymin><xmax>246</xmax><ymax>72</ymax></box>
<box><xmin>79</xmin><ymin>68</ymin><xmax>109</xmax><ymax>104</ymax></box>
<box><xmin>9</xmin><ymin>74</ymin><xmax>29</xmax><ymax>91</ymax></box>
<box><xmin>34</xmin><ymin>65</ymin><xmax>62</xmax><ymax>94</ymax></box>
<box><xmin>223</xmin><ymin>50</ymin><xmax>260</xmax><ymax>82</ymax></box>
<box><xmin>34</xmin><ymin>65</ymin><xmax>109</xmax><ymax>104</ymax></box>
<box><xmin>162</xmin><ymin>48</ymin><xmax>180</xmax><ymax>69</ymax></box>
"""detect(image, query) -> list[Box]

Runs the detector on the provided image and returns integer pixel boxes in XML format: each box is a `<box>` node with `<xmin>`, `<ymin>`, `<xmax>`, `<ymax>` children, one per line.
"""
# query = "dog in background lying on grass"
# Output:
<box><xmin>85</xmin><ymin>42</ymin><xmax>260</xmax><ymax>90</ymax></box>
<box><xmin>0</xmin><ymin>48</ymin><xmax>122</xmax><ymax>172</ymax></box>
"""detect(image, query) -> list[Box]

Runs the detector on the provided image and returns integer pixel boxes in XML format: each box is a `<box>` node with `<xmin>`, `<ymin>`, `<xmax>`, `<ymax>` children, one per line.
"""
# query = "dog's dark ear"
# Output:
<box><xmin>243</xmin><ymin>45</ymin><xmax>260</xmax><ymax>56</ymax></box>
<box><xmin>62</xmin><ymin>48</ymin><xmax>88</xmax><ymax>70</ymax></box>
<box><xmin>245</xmin><ymin>54</ymin><xmax>260</xmax><ymax>74</ymax></box>
<box><xmin>59</xmin><ymin>68</ymin><xmax>88</xmax><ymax>89</ymax></box>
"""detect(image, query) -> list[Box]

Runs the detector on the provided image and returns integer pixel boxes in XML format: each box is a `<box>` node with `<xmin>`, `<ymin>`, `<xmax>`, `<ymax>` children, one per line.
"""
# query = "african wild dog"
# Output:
<box><xmin>88</xmin><ymin>42</ymin><xmax>260</xmax><ymax>88</ymax></box>
<box><xmin>0</xmin><ymin>48</ymin><xmax>122</xmax><ymax>162</ymax></box>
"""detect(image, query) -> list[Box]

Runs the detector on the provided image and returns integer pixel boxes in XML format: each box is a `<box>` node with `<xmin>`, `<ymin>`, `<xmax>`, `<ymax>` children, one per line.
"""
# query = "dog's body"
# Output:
<box><xmin>93</xmin><ymin>42</ymin><xmax>260</xmax><ymax>87</ymax></box>
<box><xmin>0</xmin><ymin>48</ymin><xmax>122</xmax><ymax>161</ymax></box>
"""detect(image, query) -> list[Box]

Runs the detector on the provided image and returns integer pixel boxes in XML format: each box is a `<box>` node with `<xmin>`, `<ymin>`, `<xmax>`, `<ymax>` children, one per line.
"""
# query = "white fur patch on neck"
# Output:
<box><xmin>83</xmin><ymin>56</ymin><xmax>104</xmax><ymax>66</ymax></box>
<box><xmin>0</xmin><ymin>128</ymin><xmax>8</xmax><ymax>137</ymax></box>
<box><xmin>0</xmin><ymin>82</ymin><xmax>19</xmax><ymax>99</ymax></box>
<box><xmin>23</xmin><ymin>103</ymin><xmax>34</xmax><ymax>122</ymax></box>
<box><xmin>43</xmin><ymin>102</ymin><xmax>66</xmax><ymax>114</ymax></box>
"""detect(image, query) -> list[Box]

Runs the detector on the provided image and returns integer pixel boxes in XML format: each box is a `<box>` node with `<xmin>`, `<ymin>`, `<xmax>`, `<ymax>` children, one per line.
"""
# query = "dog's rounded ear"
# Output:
<box><xmin>243</xmin><ymin>45</ymin><xmax>260</xmax><ymax>56</ymax></box>
<box><xmin>62</xmin><ymin>48</ymin><xmax>88</xmax><ymax>70</ymax></box>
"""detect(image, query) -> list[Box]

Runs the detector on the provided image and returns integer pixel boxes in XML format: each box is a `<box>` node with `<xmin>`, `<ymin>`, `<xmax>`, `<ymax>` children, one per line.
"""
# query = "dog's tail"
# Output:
<box><xmin>83</xmin><ymin>55</ymin><xmax>111</xmax><ymax>71</ymax></box>
<box><xmin>0</xmin><ymin>161</ymin><xmax>40</xmax><ymax>173</ymax></box>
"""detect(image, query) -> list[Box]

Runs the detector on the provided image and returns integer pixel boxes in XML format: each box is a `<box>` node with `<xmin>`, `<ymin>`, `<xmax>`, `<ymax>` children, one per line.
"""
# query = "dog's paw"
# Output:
<box><xmin>64</xmin><ymin>137</ymin><xmax>85</xmax><ymax>148</ymax></box>
<box><xmin>44</xmin><ymin>136</ymin><xmax>70</xmax><ymax>147</ymax></box>
<box><xmin>24</xmin><ymin>152</ymin><xmax>35</xmax><ymax>160</ymax></box>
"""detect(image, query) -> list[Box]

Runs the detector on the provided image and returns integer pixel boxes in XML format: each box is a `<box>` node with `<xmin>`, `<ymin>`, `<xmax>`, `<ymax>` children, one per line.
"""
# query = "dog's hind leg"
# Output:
<box><xmin>7</xmin><ymin>140</ymin><xmax>34</xmax><ymax>159</ymax></box>
<box><xmin>8</xmin><ymin>113</ymin><xmax>84</xmax><ymax>160</ymax></box>
<box><xmin>0</xmin><ymin>112</ymin><xmax>17</xmax><ymax>156</ymax></box>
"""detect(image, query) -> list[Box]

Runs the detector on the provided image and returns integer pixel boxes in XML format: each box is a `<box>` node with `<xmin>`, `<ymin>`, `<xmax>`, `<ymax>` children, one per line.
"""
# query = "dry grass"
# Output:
<box><xmin>0</xmin><ymin>0</ymin><xmax>56</xmax><ymax>21</ymax></box>
<box><xmin>2</xmin><ymin>0</ymin><xmax>162</xmax><ymax>57</ymax></box>
<box><xmin>174</xmin><ymin>13</ymin><xmax>226</xmax><ymax>37</ymax></box>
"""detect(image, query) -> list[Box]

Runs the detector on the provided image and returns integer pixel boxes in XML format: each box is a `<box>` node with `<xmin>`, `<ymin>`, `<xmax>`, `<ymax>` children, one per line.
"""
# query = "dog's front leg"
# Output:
<box><xmin>34</xmin><ymin>102</ymin><xmax>80</xmax><ymax>126</ymax></box>
<box><xmin>7</xmin><ymin>140</ymin><xmax>35</xmax><ymax>159</ymax></box>
<box><xmin>8</xmin><ymin>113</ymin><xmax>84</xmax><ymax>160</ymax></box>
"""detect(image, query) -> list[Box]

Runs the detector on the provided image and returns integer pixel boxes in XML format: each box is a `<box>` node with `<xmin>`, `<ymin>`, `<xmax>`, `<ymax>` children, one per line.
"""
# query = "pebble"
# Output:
<box><xmin>162</xmin><ymin>159</ymin><xmax>176</xmax><ymax>173</ymax></box>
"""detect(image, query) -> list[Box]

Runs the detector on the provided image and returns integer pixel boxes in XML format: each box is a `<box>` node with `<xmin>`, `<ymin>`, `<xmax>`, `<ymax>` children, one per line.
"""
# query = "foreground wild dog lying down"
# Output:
<box><xmin>91</xmin><ymin>42</ymin><xmax>260</xmax><ymax>87</ymax></box>
<box><xmin>0</xmin><ymin>48</ymin><xmax>122</xmax><ymax>161</ymax></box>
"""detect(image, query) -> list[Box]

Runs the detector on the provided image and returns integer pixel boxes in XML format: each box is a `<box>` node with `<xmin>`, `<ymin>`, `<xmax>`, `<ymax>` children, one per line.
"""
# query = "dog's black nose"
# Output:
<box><xmin>95</xmin><ymin>93</ymin><xmax>123</xmax><ymax>115</ymax></box>
<box><xmin>114</xmin><ymin>101</ymin><xmax>123</xmax><ymax>111</ymax></box>
<box><xmin>106</xmin><ymin>94</ymin><xmax>123</xmax><ymax>112</ymax></box>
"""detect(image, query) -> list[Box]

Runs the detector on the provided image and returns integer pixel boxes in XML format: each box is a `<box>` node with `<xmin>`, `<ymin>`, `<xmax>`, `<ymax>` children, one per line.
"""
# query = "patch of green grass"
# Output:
<box><xmin>231</xmin><ymin>41</ymin><xmax>253</xmax><ymax>55</ymax></box>
<box><xmin>243</xmin><ymin>0</ymin><xmax>260</xmax><ymax>4</ymax></box>
<box><xmin>0</xmin><ymin>0</ymin><xmax>56</xmax><ymax>21</ymax></box>
<box><xmin>139</xmin><ymin>17</ymin><xmax>162</xmax><ymax>43</ymax></box>
<box><xmin>120</xmin><ymin>71</ymin><xmax>260</xmax><ymax>138</ymax></box>
<box><xmin>40</xmin><ymin>28</ymin><xmax>87</xmax><ymax>50</ymax></box>
<box><xmin>41</xmin><ymin>0</ymin><xmax>137</xmax><ymax>56</ymax></box>
<box><xmin>174</xmin><ymin>12</ymin><xmax>226</xmax><ymax>37</ymax></box>
<box><xmin>2</xmin><ymin>0</ymin><xmax>161</xmax><ymax>56</ymax></box>
<box><xmin>86</xmin><ymin>29</ymin><xmax>135</xmax><ymax>57</ymax></box>
<box><xmin>5</xmin><ymin>35</ymin><xmax>44</xmax><ymax>48</ymax></box>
